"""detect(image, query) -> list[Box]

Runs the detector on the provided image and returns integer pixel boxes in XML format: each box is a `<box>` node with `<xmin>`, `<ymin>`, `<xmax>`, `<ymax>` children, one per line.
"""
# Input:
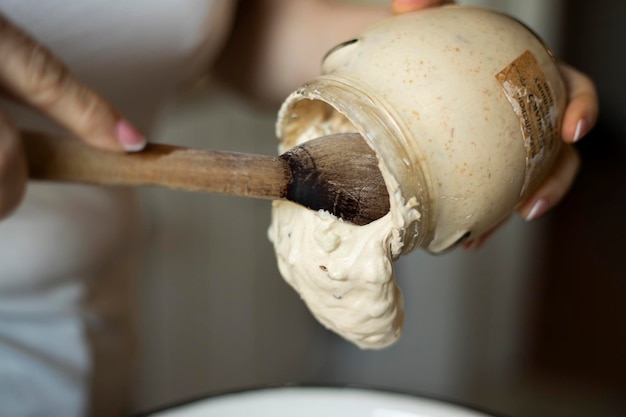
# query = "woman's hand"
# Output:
<box><xmin>462</xmin><ymin>63</ymin><xmax>598</xmax><ymax>250</ymax></box>
<box><xmin>390</xmin><ymin>1</ymin><xmax>599</xmax><ymax>249</ymax></box>
<box><xmin>516</xmin><ymin>65</ymin><xmax>598</xmax><ymax>221</ymax></box>
<box><xmin>0</xmin><ymin>13</ymin><xmax>145</xmax><ymax>219</ymax></box>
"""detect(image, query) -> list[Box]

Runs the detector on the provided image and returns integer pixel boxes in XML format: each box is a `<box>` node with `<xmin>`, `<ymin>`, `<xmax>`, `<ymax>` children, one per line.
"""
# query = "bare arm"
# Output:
<box><xmin>214</xmin><ymin>0</ymin><xmax>390</xmax><ymax>105</ymax></box>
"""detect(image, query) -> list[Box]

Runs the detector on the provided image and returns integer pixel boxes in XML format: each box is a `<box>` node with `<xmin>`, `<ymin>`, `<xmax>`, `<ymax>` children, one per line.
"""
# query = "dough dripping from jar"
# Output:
<box><xmin>268</xmin><ymin>119</ymin><xmax>421</xmax><ymax>349</ymax></box>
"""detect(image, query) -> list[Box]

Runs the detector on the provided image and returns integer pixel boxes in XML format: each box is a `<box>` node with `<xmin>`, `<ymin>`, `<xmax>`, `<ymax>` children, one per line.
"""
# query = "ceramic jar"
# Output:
<box><xmin>276</xmin><ymin>6</ymin><xmax>565</xmax><ymax>253</ymax></box>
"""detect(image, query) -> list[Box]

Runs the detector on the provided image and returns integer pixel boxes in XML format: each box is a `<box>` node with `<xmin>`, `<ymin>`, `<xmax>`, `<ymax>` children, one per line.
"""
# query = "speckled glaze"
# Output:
<box><xmin>278</xmin><ymin>5</ymin><xmax>565</xmax><ymax>253</ymax></box>
<box><xmin>269</xmin><ymin>6</ymin><xmax>566</xmax><ymax>349</ymax></box>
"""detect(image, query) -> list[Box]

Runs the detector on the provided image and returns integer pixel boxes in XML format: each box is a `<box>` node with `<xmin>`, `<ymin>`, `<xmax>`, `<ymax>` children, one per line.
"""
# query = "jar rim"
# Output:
<box><xmin>275</xmin><ymin>75</ymin><xmax>433</xmax><ymax>254</ymax></box>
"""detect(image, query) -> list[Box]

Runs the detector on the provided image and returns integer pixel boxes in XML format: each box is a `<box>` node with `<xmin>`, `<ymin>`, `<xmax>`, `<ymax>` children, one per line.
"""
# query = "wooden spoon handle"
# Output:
<box><xmin>22</xmin><ymin>131</ymin><xmax>289</xmax><ymax>200</ymax></box>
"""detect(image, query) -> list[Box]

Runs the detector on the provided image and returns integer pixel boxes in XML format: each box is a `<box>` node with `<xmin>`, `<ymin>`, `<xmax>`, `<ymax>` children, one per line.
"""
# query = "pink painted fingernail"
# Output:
<box><xmin>526</xmin><ymin>198</ymin><xmax>549</xmax><ymax>221</ymax></box>
<box><xmin>116</xmin><ymin>119</ymin><xmax>146</xmax><ymax>151</ymax></box>
<box><xmin>573</xmin><ymin>119</ymin><xmax>587</xmax><ymax>143</ymax></box>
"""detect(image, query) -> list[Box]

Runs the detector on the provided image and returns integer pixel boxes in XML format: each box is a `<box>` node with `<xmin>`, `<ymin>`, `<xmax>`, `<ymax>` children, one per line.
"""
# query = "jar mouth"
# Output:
<box><xmin>275</xmin><ymin>76</ymin><xmax>431</xmax><ymax>255</ymax></box>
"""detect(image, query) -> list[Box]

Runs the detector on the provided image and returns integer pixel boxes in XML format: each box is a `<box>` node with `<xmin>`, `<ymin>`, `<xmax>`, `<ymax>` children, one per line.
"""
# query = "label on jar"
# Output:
<box><xmin>496</xmin><ymin>50</ymin><xmax>559</xmax><ymax>195</ymax></box>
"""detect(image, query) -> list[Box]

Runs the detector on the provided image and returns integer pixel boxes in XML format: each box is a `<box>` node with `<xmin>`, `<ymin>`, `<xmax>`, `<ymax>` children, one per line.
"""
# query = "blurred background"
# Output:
<box><xmin>132</xmin><ymin>1</ymin><xmax>626</xmax><ymax>416</ymax></box>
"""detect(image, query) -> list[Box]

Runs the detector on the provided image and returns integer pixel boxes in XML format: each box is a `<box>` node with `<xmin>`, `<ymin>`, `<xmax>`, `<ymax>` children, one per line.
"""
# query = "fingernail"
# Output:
<box><xmin>526</xmin><ymin>198</ymin><xmax>549</xmax><ymax>221</ymax></box>
<box><xmin>573</xmin><ymin>118</ymin><xmax>587</xmax><ymax>143</ymax></box>
<box><xmin>116</xmin><ymin>119</ymin><xmax>146</xmax><ymax>151</ymax></box>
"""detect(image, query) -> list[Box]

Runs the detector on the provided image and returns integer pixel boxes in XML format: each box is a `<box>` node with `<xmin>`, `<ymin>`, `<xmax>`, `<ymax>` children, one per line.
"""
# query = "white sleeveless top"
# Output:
<box><xmin>0</xmin><ymin>2</ymin><xmax>236</xmax><ymax>416</ymax></box>
<box><xmin>0</xmin><ymin>0</ymin><xmax>235</xmax><ymax>289</ymax></box>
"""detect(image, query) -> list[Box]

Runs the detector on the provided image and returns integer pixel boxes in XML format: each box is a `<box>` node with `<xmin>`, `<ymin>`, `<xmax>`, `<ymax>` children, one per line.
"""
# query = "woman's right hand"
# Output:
<box><xmin>0</xmin><ymin>13</ymin><xmax>146</xmax><ymax>219</ymax></box>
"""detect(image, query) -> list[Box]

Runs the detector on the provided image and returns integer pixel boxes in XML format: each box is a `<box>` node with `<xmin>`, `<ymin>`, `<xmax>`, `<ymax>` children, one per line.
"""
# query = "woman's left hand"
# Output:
<box><xmin>516</xmin><ymin>64</ymin><xmax>598</xmax><ymax>222</ymax></box>
<box><xmin>463</xmin><ymin>64</ymin><xmax>599</xmax><ymax>249</ymax></box>
<box><xmin>391</xmin><ymin>1</ymin><xmax>599</xmax><ymax>249</ymax></box>
<box><xmin>462</xmin><ymin>62</ymin><xmax>598</xmax><ymax>250</ymax></box>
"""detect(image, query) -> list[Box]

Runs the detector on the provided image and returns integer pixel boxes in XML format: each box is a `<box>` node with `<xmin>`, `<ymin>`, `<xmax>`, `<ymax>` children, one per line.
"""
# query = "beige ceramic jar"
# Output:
<box><xmin>275</xmin><ymin>5</ymin><xmax>566</xmax><ymax>254</ymax></box>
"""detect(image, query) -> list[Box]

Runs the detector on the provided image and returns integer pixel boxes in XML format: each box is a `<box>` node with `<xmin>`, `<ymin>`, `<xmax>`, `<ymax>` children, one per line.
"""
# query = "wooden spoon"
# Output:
<box><xmin>23</xmin><ymin>132</ymin><xmax>390</xmax><ymax>226</ymax></box>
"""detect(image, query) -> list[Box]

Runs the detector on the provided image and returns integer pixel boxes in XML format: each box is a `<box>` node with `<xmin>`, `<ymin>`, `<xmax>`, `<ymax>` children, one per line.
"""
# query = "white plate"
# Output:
<box><xmin>146</xmin><ymin>386</ymin><xmax>497</xmax><ymax>417</ymax></box>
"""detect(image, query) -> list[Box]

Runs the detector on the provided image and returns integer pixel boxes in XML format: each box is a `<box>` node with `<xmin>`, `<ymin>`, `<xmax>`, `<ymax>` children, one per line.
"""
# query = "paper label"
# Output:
<box><xmin>496</xmin><ymin>50</ymin><xmax>559</xmax><ymax>195</ymax></box>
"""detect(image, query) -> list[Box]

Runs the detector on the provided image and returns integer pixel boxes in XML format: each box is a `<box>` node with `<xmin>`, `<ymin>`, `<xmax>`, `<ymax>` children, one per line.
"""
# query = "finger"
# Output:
<box><xmin>462</xmin><ymin>215</ymin><xmax>510</xmax><ymax>251</ymax></box>
<box><xmin>0</xmin><ymin>14</ymin><xmax>145</xmax><ymax>152</ymax></box>
<box><xmin>559</xmin><ymin>64</ymin><xmax>599</xmax><ymax>144</ymax></box>
<box><xmin>0</xmin><ymin>112</ymin><xmax>26</xmax><ymax>219</ymax></box>
<box><xmin>462</xmin><ymin>229</ymin><xmax>494</xmax><ymax>251</ymax></box>
<box><xmin>465</xmin><ymin>145</ymin><xmax>581</xmax><ymax>248</ymax></box>
<box><xmin>392</xmin><ymin>0</ymin><xmax>455</xmax><ymax>14</ymax></box>
<box><xmin>517</xmin><ymin>145</ymin><xmax>580</xmax><ymax>221</ymax></box>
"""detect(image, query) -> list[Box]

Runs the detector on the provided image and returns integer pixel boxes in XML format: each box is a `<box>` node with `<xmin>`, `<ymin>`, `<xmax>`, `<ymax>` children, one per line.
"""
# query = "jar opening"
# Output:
<box><xmin>278</xmin><ymin>97</ymin><xmax>359</xmax><ymax>153</ymax></box>
<box><xmin>276</xmin><ymin>78</ymin><xmax>430</xmax><ymax>254</ymax></box>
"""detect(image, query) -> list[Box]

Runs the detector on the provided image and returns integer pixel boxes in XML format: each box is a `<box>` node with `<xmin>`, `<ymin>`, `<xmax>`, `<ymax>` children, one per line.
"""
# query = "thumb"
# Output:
<box><xmin>0</xmin><ymin>14</ymin><xmax>145</xmax><ymax>152</ymax></box>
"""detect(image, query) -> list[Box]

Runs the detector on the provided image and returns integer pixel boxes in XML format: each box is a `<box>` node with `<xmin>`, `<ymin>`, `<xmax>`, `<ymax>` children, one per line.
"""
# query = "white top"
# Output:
<box><xmin>0</xmin><ymin>0</ymin><xmax>235</xmax><ymax>290</ymax></box>
<box><xmin>0</xmin><ymin>1</ymin><xmax>236</xmax><ymax>416</ymax></box>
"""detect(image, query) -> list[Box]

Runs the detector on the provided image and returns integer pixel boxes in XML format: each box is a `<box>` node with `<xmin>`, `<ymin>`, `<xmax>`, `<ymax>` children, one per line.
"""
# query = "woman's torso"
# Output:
<box><xmin>0</xmin><ymin>0</ymin><xmax>236</xmax><ymax>291</ymax></box>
